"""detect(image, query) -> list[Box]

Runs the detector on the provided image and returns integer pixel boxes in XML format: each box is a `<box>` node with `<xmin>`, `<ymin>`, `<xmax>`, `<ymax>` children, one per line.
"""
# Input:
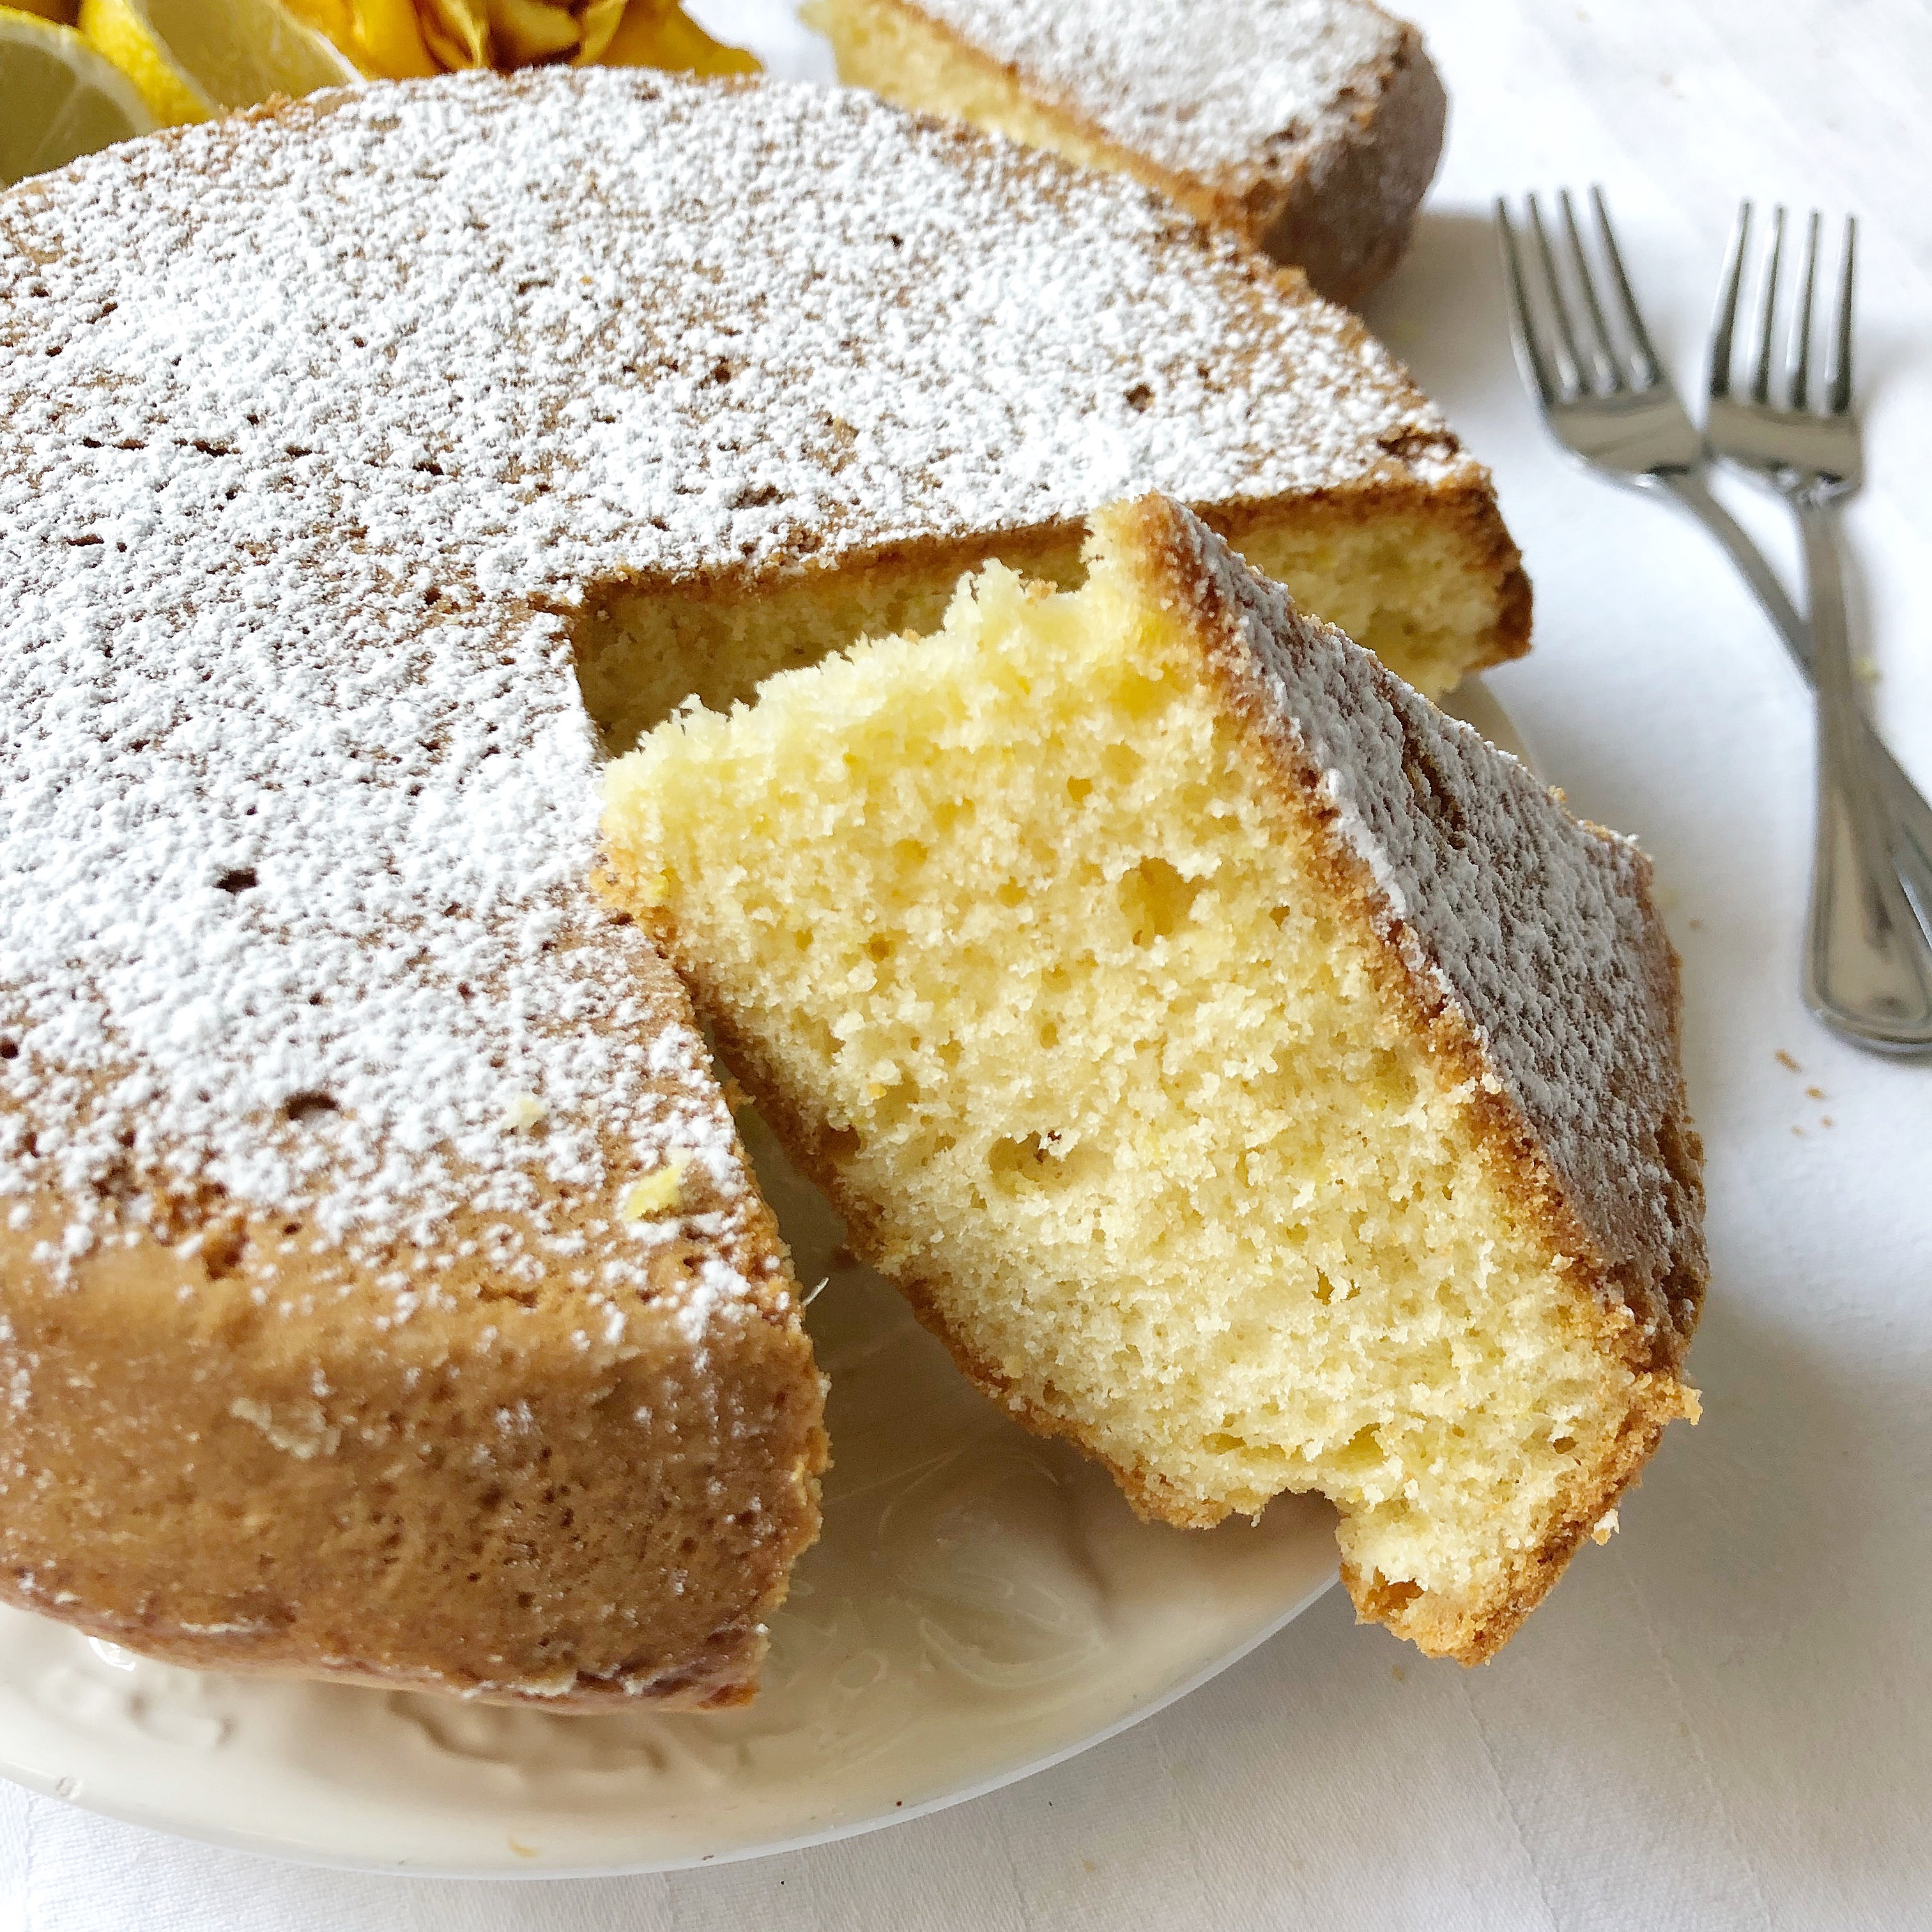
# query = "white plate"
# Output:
<box><xmin>0</xmin><ymin>680</ymin><xmax>1524</xmax><ymax>1877</ymax></box>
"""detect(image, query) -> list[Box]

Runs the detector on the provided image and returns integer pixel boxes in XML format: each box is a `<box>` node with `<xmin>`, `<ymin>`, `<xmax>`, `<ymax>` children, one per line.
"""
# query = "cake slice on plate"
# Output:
<box><xmin>804</xmin><ymin>0</ymin><xmax>1446</xmax><ymax>303</ymax></box>
<box><xmin>602</xmin><ymin>494</ymin><xmax>1706</xmax><ymax>1662</ymax></box>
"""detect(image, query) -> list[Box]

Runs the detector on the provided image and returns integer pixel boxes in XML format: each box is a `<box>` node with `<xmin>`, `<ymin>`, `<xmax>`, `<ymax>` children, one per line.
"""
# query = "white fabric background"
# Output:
<box><xmin>6</xmin><ymin>0</ymin><xmax>1931</xmax><ymax>1924</ymax></box>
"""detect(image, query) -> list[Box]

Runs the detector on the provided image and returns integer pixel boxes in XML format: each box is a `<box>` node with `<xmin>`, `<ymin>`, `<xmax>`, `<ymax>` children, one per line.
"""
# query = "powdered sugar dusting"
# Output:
<box><xmin>0</xmin><ymin>69</ymin><xmax>1464</xmax><ymax>1301</ymax></box>
<box><xmin>1156</xmin><ymin>500</ymin><xmax>1702</xmax><ymax>1339</ymax></box>
<box><xmin>907</xmin><ymin>0</ymin><xmax>1406</xmax><ymax>183</ymax></box>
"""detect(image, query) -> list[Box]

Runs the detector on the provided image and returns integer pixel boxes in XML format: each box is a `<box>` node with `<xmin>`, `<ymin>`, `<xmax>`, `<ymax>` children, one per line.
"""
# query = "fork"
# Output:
<box><xmin>1496</xmin><ymin>188</ymin><xmax>1932</xmax><ymax>1050</ymax></box>
<box><xmin>1704</xmin><ymin>204</ymin><xmax>1932</xmax><ymax>1050</ymax></box>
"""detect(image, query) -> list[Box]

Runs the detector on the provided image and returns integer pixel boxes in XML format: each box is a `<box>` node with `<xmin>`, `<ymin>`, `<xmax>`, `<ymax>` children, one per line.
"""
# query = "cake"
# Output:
<box><xmin>602</xmin><ymin>496</ymin><xmax>1706</xmax><ymax>1663</ymax></box>
<box><xmin>803</xmin><ymin>0</ymin><xmax>1447</xmax><ymax>304</ymax></box>
<box><xmin>1</xmin><ymin>67</ymin><xmax>1523</xmax><ymax>1699</ymax></box>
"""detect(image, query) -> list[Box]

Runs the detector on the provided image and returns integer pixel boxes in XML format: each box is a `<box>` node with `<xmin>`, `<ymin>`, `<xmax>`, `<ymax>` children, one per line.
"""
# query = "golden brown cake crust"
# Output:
<box><xmin>806</xmin><ymin>0</ymin><xmax>1448</xmax><ymax>304</ymax></box>
<box><xmin>0</xmin><ymin>1225</ymin><xmax>823</xmax><ymax>1710</ymax></box>
<box><xmin>1240</xmin><ymin>20</ymin><xmax>1448</xmax><ymax>306</ymax></box>
<box><xmin>0</xmin><ymin>942</ymin><xmax>827</xmax><ymax>1711</ymax></box>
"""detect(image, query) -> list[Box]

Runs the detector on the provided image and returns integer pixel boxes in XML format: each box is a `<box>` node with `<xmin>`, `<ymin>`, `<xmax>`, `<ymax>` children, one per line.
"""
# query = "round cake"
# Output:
<box><xmin>0</xmin><ymin>65</ymin><xmax>1522</xmax><ymax>1703</ymax></box>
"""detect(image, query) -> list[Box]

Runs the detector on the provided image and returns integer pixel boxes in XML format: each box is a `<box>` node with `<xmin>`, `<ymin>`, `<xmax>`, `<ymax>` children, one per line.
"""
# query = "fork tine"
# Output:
<box><xmin>1526</xmin><ymin>192</ymin><xmax>1585</xmax><ymax>395</ymax></box>
<box><xmin>1708</xmin><ymin>200</ymin><xmax>1751</xmax><ymax>399</ymax></box>
<box><xmin>1558</xmin><ymin>188</ymin><xmax>1625</xmax><ymax>391</ymax></box>
<box><xmin>1494</xmin><ymin>197</ymin><xmax>1558</xmax><ymax>408</ymax></box>
<box><xmin>1589</xmin><ymin>187</ymin><xmax>1663</xmax><ymax>388</ymax></box>
<box><xmin>1827</xmin><ymin>214</ymin><xmax>1857</xmax><ymax>416</ymax></box>
<box><xmin>1751</xmin><ymin>204</ymin><xmax>1787</xmax><ymax>404</ymax></box>
<box><xmin>1788</xmin><ymin>209</ymin><xmax>1821</xmax><ymax>410</ymax></box>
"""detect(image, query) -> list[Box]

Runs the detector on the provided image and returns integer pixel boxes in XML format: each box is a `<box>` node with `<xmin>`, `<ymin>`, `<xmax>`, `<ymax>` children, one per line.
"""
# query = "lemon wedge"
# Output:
<box><xmin>77</xmin><ymin>0</ymin><xmax>356</xmax><ymax>123</ymax></box>
<box><xmin>0</xmin><ymin>5</ymin><xmax>155</xmax><ymax>186</ymax></box>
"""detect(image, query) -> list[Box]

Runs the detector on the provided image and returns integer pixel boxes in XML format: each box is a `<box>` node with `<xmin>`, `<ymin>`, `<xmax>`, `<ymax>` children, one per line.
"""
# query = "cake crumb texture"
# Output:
<box><xmin>603</xmin><ymin>495</ymin><xmax>1705</xmax><ymax>1662</ymax></box>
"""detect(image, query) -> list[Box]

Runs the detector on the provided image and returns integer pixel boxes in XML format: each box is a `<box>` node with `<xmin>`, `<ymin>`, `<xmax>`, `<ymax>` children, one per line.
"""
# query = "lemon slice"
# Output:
<box><xmin>0</xmin><ymin>6</ymin><xmax>155</xmax><ymax>186</ymax></box>
<box><xmin>77</xmin><ymin>0</ymin><xmax>356</xmax><ymax>123</ymax></box>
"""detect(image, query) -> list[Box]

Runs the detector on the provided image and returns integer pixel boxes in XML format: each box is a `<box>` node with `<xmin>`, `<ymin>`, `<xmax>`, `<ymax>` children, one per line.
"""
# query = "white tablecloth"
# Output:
<box><xmin>7</xmin><ymin>1</ymin><xmax>1931</xmax><ymax>1925</ymax></box>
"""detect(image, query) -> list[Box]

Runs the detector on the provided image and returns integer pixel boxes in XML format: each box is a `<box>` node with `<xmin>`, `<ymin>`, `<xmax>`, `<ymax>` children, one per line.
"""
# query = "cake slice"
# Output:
<box><xmin>804</xmin><ymin>0</ymin><xmax>1446</xmax><ymax>304</ymax></box>
<box><xmin>602</xmin><ymin>494</ymin><xmax>1706</xmax><ymax>1662</ymax></box>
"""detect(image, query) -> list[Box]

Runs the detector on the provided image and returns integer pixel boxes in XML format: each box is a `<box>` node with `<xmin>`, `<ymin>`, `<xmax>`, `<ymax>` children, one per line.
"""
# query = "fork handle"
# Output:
<box><xmin>1657</xmin><ymin>468</ymin><xmax>1932</xmax><ymax>928</ymax></box>
<box><xmin>1793</xmin><ymin>493</ymin><xmax>1932</xmax><ymax>1052</ymax></box>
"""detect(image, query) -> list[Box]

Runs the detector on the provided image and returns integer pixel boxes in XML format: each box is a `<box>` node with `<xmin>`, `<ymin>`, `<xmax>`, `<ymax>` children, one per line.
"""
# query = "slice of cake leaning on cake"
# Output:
<box><xmin>804</xmin><ymin>0</ymin><xmax>1447</xmax><ymax>303</ymax></box>
<box><xmin>603</xmin><ymin>497</ymin><xmax>1706</xmax><ymax>1662</ymax></box>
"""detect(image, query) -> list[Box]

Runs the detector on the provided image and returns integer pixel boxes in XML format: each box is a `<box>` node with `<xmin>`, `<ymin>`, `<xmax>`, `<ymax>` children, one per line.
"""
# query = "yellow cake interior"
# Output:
<box><xmin>601</xmin><ymin>512</ymin><xmax>1649</xmax><ymax>1659</ymax></box>
<box><xmin>575</xmin><ymin>508</ymin><xmax>1505</xmax><ymax>755</ymax></box>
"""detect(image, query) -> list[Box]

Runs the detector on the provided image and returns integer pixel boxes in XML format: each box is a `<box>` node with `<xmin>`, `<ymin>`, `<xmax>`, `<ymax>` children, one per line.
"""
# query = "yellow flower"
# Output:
<box><xmin>286</xmin><ymin>0</ymin><xmax>755</xmax><ymax>79</ymax></box>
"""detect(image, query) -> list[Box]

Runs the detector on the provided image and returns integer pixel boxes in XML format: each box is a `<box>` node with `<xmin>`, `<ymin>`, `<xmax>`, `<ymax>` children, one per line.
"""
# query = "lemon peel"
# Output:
<box><xmin>79</xmin><ymin>0</ymin><xmax>355</xmax><ymax>124</ymax></box>
<box><xmin>621</xmin><ymin>1155</ymin><xmax>689</xmax><ymax>1223</ymax></box>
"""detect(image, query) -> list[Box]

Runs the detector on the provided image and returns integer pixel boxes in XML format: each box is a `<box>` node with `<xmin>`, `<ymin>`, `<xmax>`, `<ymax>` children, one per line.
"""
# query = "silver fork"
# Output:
<box><xmin>1496</xmin><ymin>189</ymin><xmax>1932</xmax><ymax>1050</ymax></box>
<box><xmin>1705</xmin><ymin>204</ymin><xmax>1932</xmax><ymax>1050</ymax></box>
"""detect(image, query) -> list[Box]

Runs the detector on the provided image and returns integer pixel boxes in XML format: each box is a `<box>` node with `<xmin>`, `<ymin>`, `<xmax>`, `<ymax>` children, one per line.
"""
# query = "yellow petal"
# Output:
<box><xmin>418</xmin><ymin>0</ymin><xmax>487</xmax><ymax>65</ymax></box>
<box><xmin>486</xmin><ymin>0</ymin><xmax>574</xmax><ymax>65</ymax></box>
<box><xmin>348</xmin><ymin>0</ymin><xmax>439</xmax><ymax>73</ymax></box>
<box><xmin>76</xmin><ymin>0</ymin><xmax>210</xmax><ymax>122</ymax></box>
<box><xmin>572</xmin><ymin>0</ymin><xmax>624</xmax><ymax>64</ymax></box>
<box><xmin>280</xmin><ymin>0</ymin><xmax>353</xmax><ymax>46</ymax></box>
<box><xmin>601</xmin><ymin>0</ymin><xmax>756</xmax><ymax>74</ymax></box>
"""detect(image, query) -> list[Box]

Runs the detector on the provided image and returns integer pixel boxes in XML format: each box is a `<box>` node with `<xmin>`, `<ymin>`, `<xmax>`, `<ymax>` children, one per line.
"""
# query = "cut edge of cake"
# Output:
<box><xmin>571</xmin><ymin>479</ymin><xmax>1531</xmax><ymax>759</ymax></box>
<box><xmin>601</xmin><ymin>493</ymin><xmax>1705</xmax><ymax>1664</ymax></box>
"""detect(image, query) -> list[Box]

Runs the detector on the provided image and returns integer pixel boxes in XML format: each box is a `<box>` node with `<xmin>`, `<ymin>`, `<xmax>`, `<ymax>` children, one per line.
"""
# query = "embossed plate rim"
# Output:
<box><xmin>0</xmin><ymin>1569</ymin><xmax>1342</xmax><ymax>1880</ymax></box>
